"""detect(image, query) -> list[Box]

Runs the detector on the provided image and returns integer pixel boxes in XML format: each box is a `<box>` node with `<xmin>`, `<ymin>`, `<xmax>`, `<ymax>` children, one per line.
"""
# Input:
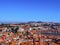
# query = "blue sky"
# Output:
<box><xmin>0</xmin><ymin>0</ymin><xmax>60</xmax><ymax>22</ymax></box>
